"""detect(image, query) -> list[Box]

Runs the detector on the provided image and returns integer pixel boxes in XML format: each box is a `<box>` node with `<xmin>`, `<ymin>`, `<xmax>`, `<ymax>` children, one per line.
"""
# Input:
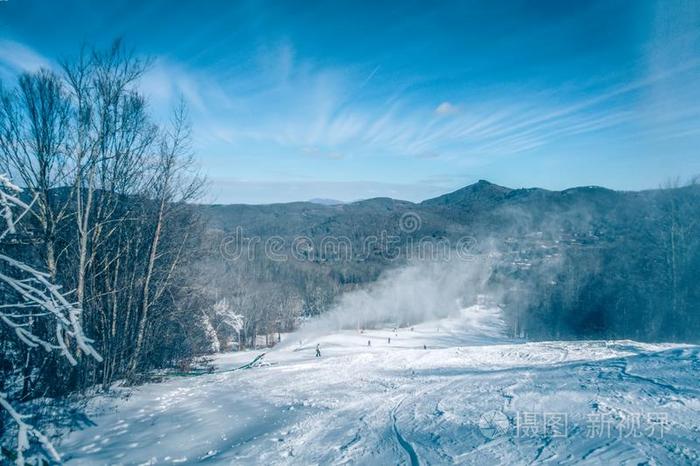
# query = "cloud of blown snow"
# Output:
<box><xmin>303</xmin><ymin>256</ymin><xmax>498</xmax><ymax>333</ymax></box>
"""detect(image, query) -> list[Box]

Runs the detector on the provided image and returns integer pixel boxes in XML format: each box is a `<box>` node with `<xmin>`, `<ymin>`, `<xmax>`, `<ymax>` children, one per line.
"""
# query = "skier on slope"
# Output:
<box><xmin>315</xmin><ymin>344</ymin><xmax>321</xmax><ymax>357</ymax></box>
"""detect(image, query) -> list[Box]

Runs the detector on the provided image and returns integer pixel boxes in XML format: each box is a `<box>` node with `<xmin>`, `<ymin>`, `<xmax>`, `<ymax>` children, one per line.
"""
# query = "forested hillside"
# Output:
<box><xmin>197</xmin><ymin>179</ymin><xmax>700</xmax><ymax>342</ymax></box>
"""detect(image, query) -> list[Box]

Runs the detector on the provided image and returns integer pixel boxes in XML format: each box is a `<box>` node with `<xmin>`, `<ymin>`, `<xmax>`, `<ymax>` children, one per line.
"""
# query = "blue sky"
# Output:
<box><xmin>1</xmin><ymin>0</ymin><xmax>699</xmax><ymax>203</ymax></box>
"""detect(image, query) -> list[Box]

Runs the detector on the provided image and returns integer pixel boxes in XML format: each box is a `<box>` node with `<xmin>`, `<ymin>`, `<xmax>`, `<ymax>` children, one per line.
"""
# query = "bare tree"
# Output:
<box><xmin>0</xmin><ymin>69</ymin><xmax>72</xmax><ymax>279</ymax></box>
<box><xmin>128</xmin><ymin>100</ymin><xmax>203</xmax><ymax>375</ymax></box>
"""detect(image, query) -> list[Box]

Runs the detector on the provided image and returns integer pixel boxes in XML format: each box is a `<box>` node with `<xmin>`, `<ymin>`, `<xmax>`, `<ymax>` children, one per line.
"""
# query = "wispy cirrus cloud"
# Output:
<box><xmin>0</xmin><ymin>39</ymin><xmax>52</xmax><ymax>72</ymax></box>
<box><xmin>0</xmin><ymin>40</ymin><xmax>53</xmax><ymax>81</ymax></box>
<box><xmin>3</xmin><ymin>36</ymin><xmax>698</xmax><ymax>171</ymax></box>
<box><xmin>139</xmin><ymin>58</ymin><xmax>234</xmax><ymax>115</ymax></box>
<box><xmin>177</xmin><ymin>41</ymin><xmax>699</xmax><ymax>166</ymax></box>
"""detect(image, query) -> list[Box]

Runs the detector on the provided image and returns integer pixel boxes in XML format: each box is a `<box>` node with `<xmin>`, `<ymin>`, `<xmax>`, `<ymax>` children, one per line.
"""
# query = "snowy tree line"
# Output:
<box><xmin>191</xmin><ymin>252</ymin><xmax>307</xmax><ymax>350</ymax></box>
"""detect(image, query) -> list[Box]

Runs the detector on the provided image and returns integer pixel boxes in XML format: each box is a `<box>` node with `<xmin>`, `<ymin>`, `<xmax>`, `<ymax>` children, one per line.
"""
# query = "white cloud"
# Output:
<box><xmin>434</xmin><ymin>101</ymin><xmax>459</xmax><ymax>115</ymax></box>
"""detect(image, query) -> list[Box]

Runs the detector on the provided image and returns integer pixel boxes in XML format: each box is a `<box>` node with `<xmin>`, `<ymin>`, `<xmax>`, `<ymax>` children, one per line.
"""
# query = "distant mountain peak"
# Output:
<box><xmin>471</xmin><ymin>179</ymin><xmax>510</xmax><ymax>190</ymax></box>
<box><xmin>421</xmin><ymin>180</ymin><xmax>511</xmax><ymax>206</ymax></box>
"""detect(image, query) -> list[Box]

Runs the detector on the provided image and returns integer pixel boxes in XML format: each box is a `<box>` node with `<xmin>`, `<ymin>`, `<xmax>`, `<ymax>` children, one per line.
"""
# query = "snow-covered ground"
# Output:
<box><xmin>59</xmin><ymin>306</ymin><xmax>700</xmax><ymax>465</ymax></box>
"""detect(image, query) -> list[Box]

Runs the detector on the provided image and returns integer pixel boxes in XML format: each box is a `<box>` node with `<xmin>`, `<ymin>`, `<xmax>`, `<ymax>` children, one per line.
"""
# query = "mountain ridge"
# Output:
<box><xmin>203</xmin><ymin>179</ymin><xmax>690</xmax><ymax>208</ymax></box>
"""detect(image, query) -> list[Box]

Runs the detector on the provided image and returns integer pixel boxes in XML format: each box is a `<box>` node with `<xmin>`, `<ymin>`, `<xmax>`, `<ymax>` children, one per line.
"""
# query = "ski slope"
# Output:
<box><xmin>60</xmin><ymin>306</ymin><xmax>700</xmax><ymax>465</ymax></box>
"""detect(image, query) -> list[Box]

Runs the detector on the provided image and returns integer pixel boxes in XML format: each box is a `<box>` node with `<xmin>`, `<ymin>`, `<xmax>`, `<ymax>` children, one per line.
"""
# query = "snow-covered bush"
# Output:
<box><xmin>212</xmin><ymin>298</ymin><xmax>244</xmax><ymax>351</ymax></box>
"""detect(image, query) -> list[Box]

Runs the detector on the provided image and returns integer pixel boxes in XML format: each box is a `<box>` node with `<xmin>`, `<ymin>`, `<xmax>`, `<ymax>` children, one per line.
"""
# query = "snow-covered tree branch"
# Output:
<box><xmin>0</xmin><ymin>173</ymin><xmax>102</xmax><ymax>465</ymax></box>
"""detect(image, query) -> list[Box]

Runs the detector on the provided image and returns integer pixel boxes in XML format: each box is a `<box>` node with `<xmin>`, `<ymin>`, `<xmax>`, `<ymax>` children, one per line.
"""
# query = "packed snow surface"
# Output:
<box><xmin>60</xmin><ymin>306</ymin><xmax>700</xmax><ymax>465</ymax></box>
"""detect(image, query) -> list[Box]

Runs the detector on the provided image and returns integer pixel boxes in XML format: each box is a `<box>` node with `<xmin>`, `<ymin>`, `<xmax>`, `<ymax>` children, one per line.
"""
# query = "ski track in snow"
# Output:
<box><xmin>391</xmin><ymin>396</ymin><xmax>420</xmax><ymax>466</ymax></box>
<box><xmin>58</xmin><ymin>305</ymin><xmax>700</xmax><ymax>465</ymax></box>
